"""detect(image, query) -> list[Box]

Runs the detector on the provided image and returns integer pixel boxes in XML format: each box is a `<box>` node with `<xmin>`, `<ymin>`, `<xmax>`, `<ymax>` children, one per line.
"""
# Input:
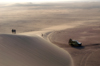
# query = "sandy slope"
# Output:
<box><xmin>0</xmin><ymin>22</ymin><xmax>99</xmax><ymax>66</ymax></box>
<box><xmin>0</xmin><ymin>2</ymin><xmax>100</xmax><ymax>66</ymax></box>
<box><xmin>48</xmin><ymin>22</ymin><xmax>100</xmax><ymax>66</ymax></box>
<box><xmin>0</xmin><ymin>34</ymin><xmax>73</xmax><ymax>66</ymax></box>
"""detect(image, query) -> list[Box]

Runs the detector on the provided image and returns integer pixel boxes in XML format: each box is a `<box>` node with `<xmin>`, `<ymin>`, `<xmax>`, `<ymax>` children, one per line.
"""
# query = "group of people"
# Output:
<box><xmin>12</xmin><ymin>29</ymin><xmax>16</xmax><ymax>34</ymax></box>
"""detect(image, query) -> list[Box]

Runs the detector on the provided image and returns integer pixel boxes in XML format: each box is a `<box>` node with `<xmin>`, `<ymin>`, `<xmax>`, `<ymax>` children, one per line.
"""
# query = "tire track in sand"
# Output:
<box><xmin>79</xmin><ymin>50</ymin><xmax>93</xmax><ymax>66</ymax></box>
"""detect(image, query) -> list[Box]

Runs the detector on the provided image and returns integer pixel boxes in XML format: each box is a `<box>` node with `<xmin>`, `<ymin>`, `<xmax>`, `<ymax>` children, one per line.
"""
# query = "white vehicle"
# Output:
<box><xmin>69</xmin><ymin>39</ymin><xmax>82</xmax><ymax>47</ymax></box>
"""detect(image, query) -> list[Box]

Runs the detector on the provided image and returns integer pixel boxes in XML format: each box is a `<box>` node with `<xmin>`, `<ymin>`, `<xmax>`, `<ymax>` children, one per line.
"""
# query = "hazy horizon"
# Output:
<box><xmin>0</xmin><ymin>2</ymin><xmax>100</xmax><ymax>34</ymax></box>
<box><xmin>0</xmin><ymin>0</ymin><xmax>100</xmax><ymax>4</ymax></box>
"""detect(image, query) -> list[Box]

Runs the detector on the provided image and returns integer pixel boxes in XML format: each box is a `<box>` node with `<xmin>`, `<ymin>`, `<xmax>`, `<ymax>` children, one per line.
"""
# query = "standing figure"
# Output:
<box><xmin>69</xmin><ymin>39</ymin><xmax>72</xmax><ymax>45</ymax></box>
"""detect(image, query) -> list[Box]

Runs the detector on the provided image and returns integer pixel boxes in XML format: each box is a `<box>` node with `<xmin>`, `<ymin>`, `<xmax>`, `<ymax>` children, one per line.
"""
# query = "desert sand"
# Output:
<box><xmin>49</xmin><ymin>21</ymin><xmax>100</xmax><ymax>66</ymax></box>
<box><xmin>0</xmin><ymin>2</ymin><xmax>100</xmax><ymax>66</ymax></box>
<box><xmin>0</xmin><ymin>34</ymin><xmax>73</xmax><ymax>66</ymax></box>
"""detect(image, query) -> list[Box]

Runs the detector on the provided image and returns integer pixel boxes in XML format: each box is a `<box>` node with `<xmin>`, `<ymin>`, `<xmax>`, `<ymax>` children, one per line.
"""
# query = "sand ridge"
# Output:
<box><xmin>0</xmin><ymin>2</ymin><xmax>100</xmax><ymax>66</ymax></box>
<box><xmin>0</xmin><ymin>34</ymin><xmax>73</xmax><ymax>66</ymax></box>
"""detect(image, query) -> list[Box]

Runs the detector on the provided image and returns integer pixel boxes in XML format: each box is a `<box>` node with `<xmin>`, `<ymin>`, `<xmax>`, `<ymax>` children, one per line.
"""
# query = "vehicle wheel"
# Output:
<box><xmin>78</xmin><ymin>44</ymin><xmax>82</xmax><ymax>46</ymax></box>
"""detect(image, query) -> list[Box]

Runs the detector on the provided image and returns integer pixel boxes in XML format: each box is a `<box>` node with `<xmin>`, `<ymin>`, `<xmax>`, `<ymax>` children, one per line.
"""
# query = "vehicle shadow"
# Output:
<box><xmin>52</xmin><ymin>42</ymin><xmax>100</xmax><ymax>49</ymax></box>
<box><xmin>71</xmin><ymin>43</ymin><xmax>100</xmax><ymax>49</ymax></box>
<box><xmin>54</xmin><ymin>43</ymin><xmax>85</xmax><ymax>49</ymax></box>
<box><xmin>72</xmin><ymin>46</ymin><xmax>85</xmax><ymax>49</ymax></box>
<box><xmin>84</xmin><ymin>43</ymin><xmax>100</xmax><ymax>47</ymax></box>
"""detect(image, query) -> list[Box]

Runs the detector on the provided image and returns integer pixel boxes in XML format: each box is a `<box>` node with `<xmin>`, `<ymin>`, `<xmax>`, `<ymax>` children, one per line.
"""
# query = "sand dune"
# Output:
<box><xmin>0</xmin><ymin>2</ymin><xmax>100</xmax><ymax>66</ymax></box>
<box><xmin>0</xmin><ymin>34</ymin><xmax>73</xmax><ymax>66</ymax></box>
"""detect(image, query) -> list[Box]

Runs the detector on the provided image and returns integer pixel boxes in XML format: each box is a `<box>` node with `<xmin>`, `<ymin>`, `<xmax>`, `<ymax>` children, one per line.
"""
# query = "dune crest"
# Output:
<box><xmin>0</xmin><ymin>34</ymin><xmax>73</xmax><ymax>66</ymax></box>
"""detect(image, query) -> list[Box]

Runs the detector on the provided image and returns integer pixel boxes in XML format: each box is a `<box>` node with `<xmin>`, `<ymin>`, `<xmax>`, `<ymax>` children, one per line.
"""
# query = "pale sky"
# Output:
<box><xmin>0</xmin><ymin>0</ymin><xmax>100</xmax><ymax>3</ymax></box>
